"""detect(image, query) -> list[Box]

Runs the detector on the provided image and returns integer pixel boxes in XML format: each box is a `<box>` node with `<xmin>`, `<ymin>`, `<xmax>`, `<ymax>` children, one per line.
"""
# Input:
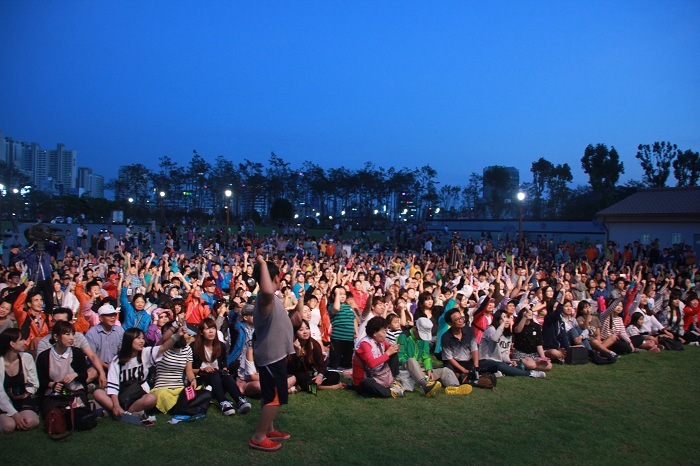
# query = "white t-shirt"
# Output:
<box><xmin>106</xmin><ymin>346</ymin><xmax>162</xmax><ymax>396</ymax></box>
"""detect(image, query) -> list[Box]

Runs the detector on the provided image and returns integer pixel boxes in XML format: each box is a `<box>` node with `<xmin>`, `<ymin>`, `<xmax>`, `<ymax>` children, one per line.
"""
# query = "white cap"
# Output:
<box><xmin>415</xmin><ymin>317</ymin><xmax>433</xmax><ymax>341</ymax></box>
<box><xmin>98</xmin><ymin>303</ymin><xmax>118</xmax><ymax>316</ymax></box>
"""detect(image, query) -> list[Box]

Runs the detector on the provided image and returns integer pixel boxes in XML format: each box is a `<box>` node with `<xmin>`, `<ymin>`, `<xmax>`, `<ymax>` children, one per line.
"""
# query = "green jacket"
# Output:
<box><xmin>397</xmin><ymin>332</ymin><xmax>433</xmax><ymax>371</ymax></box>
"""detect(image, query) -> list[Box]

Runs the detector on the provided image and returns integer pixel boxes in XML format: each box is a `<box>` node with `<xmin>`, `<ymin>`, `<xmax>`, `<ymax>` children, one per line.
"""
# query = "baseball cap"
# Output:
<box><xmin>415</xmin><ymin>317</ymin><xmax>433</xmax><ymax>341</ymax></box>
<box><xmin>98</xmin><ymin>304</ymin><xmax>118</xmax><ymax>316</ymax></box>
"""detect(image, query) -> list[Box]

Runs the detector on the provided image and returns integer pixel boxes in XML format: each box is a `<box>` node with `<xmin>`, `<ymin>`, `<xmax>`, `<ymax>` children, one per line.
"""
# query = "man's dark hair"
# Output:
<box><xmin>253</xmin><ymin>260</ymin><xmax>279</xmax><ymax>284</ymax></box>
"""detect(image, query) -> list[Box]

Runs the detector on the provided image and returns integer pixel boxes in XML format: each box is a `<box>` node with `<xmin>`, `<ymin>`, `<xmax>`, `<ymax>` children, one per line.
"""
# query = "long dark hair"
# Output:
<box><xmin>291</xmin><ymin>320</ymin><xmax>319</xmax><ymax>369</ymax></box>
<box><xmin>118</xmin><ymin>328</ymin><xmax>144</xmax><ymax>366</ymax></box>
<box><xmin>193</xmin><ymin>317</ymin><xmax>221</xmax><ymax>363</ymax></box>
<box><xmin>0</xmin><ymin>328</ymin><xmax>21</xmax><ymax>355</ymax></box>
<box><xmin>668</xmin><ymin>292</ymin><xmax>683</xmax><ymax>327</ymax></box>
<box><xmin>414</xmin><ymin>292</ymin><xmax>434</xmax><ymax>320</ymax></box>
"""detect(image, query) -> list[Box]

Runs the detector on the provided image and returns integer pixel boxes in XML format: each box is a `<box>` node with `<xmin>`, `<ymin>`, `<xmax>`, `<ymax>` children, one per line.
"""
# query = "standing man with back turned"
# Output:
<box><xmin>249</xmin><ymin>255</ymin><xmax>295</xmax><ymax>452</ymax></box>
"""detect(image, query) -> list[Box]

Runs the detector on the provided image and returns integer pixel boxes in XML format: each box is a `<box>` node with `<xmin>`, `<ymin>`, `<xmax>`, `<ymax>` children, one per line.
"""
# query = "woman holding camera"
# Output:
<box><xmin>0</xmin><ymin>329</ymin><xmax>40</xmax><ymax>433</ymax></box>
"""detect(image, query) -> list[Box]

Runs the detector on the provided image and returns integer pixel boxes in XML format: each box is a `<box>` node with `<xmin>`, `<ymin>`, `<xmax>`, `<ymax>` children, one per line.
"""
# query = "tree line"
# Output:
<box><xmin>3</xmin><ymin>139</ymin><xmax>695</xmax><ymax>225</ymax></box>
<box><xmin>105</xmin><ymin>140</ymin><xmax>699</xmax><ymax>223</ymax></box>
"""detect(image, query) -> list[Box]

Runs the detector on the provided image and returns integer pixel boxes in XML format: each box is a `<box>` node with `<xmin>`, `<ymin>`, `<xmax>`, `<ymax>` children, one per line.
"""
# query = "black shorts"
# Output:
<box><xmin>258</xmin><ymin>358</ymin><xmax>289</xmax><ymax>407</ymax></box>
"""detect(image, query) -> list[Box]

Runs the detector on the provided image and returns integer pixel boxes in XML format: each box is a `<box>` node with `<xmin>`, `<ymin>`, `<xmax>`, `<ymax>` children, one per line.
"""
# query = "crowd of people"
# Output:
<box><xmin>0</xmin><ymin>223</ymin><xmax>698</xmax><ymax>451</ymax></box>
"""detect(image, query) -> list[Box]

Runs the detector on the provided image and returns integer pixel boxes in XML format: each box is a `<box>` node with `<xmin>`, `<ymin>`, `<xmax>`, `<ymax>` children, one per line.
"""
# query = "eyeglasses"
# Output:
<box><xmin>453</xmin><ymin>316</ymin><xmax>466</xmax><ymax>322</ymax></box>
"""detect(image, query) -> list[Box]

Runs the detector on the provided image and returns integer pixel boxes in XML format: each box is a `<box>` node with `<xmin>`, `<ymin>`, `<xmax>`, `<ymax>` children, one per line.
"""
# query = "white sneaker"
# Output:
<box><xmin>494</xmin><ymin>371</ymin><xmax>504</xmax><ymax>378</ymax></box>
<box><xmin>220</xmin><ymin>401</ymin><xmax>236</xmax><ymax>416</ymax></box>
<box><xmin>529</xmin><ymin>370</ymin><xmax>547</xmax><ymax>378</ymax></box>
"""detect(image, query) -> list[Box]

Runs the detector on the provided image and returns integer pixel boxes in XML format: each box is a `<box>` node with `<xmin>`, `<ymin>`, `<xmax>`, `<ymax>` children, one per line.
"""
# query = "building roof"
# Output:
<box><xmin>596</xmin><ymin>187</ymin><xmax>700</xmax><ymax>220</ymax></box>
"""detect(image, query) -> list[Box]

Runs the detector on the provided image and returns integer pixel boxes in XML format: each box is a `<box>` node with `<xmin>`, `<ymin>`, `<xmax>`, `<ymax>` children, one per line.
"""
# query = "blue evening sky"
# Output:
<box><xmin>1</xmin><ymin>1</ymin><xmax>699</xmax><ymax>190</ymax></box>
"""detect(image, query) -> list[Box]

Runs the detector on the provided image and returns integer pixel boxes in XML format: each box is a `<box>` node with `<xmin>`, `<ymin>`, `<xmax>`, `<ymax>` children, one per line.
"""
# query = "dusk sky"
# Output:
<box><xmin>1</xmin><ymin>1</ymin><xmax>699</xmax><ymax>191</ymax></box>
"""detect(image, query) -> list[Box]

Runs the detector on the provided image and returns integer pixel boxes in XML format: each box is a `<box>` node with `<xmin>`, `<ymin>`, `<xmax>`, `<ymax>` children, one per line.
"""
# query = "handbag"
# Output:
<box><xmin>565</xmin><ymin>346</ymin><xmax>588</xmax><ymax>365</ymax></box>
<box><xmin>171</xmin><ymin>387</ymin><xmax>212</xmax><ymax>416</ymax></box>
<box><xmin>43</xmin><ymin>394</ymin><xmax>74</xmax><ymax>441</ymax></box>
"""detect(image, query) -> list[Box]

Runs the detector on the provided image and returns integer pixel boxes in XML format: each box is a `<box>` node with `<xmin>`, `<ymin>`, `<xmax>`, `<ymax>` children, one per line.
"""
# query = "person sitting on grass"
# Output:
<box><xmin>191</xmin><ymin>317</ymin><xmax>252</xmax><ymax>416</ymax></box>
<box><xmin>36</xmin><ymin>321</ymin><xmax>89</xmax><ymax>398</ymax></box>
<box><xmin>542</xmin><ymin>300</ymin><xmax>574</xmax><ymax>363</ymax></box>
<box><xmin>599</xmin><ymin>298</ymin><xmax>635</xmax><ymax>355</ymax></box>
<box><xmin>287</xmin><ymin>320</ymin><xmax>344</xmax><ymax>392</ymax></box>
<box><xmin>0</xmin><ymin>328</ymin><xmax>40</xmax><ymax>434</ymax></box>
<box><xmin>352</xmin><ymin>316</ymin><xmax>402</xmax><ymax>398</ymax></box>
<box><xmin>93</xmin><ymin>325</ymin><xmax>183</xmax><ymax>419</ymax></box>
<box><xmin>398</xmin><ymin>317</ymin><xmax>460</xmax><ymax>397</ymax></box>
<box><xmin>479</xmin><ymin>310</ymin><xmax>546</xmax><ymax>378</ymax></box>
<box><xmin>626</xmin><ymin>312</ymin><xmax>662</xmax><ymax>352</ymax></box>
<box><xmin>151</xmin><ymin>321</ymin><xmax>198</xmax><ymax>413</ymax></box>
<box><xmin>439</xmin><ymin>308</ymin><xmax>478</xmax><ymax>394</ymax></box>
<box><xmin>513</xmin><ymin>307</ymin><xmax>552</xmax><ymax>371</ymax></box>
<box><xmin>572</xmin><ymin>301</ymin><xmax>618</xmax><ymax>363</ymax></box>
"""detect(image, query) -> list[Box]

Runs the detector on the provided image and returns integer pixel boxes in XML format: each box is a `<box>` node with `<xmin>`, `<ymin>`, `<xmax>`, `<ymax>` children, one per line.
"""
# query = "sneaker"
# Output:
<box><xmin>494</xmin><ymin>371</ymin><xmax>504</xmax><ymax>378</ymax></box>
<box><xmin>390</xmin><ymin>382</ymin><xmax>404</xmax><ymax>398</ymax></box>
<box><xmin>237</xmin><ymin>399</ymin><xmax>252</xmax><ymax>414</ymax></box>
<box><xmin>220</xmin><ymin>401</ymin><xmax>236</xmax><ymax>416</ymax></box>
<box><xmin>529</xmin><ymin>370</ymin><xmax>547</xmax><ymax>379</ymax></box>
<box><xmin>423</xmin><ymin>380</ymin><xmax>442</xmax><ymax>398</ymax></box>
<box><xmin>609</xmin><ymin>351</ymin><xmax>618</xmax><ymax>358</ymax></box>
<box><xmin>249</xmin><ymin>437</ymin><xmax>282</xmax><ymax>452</ymax></box>
<box><xmin>689</xmin><ymin>341</ymin><xmax>699</xmax><ymax>347</ymax></box>
<box><xmin>445</xmin><ymin>384</ymin><xmax>473</xmax><ymax>395</ymax></box>
<box><xmin>266</xmin><ymin>430</ymin><xmax>291</xmax><ymax>441</ymax></box>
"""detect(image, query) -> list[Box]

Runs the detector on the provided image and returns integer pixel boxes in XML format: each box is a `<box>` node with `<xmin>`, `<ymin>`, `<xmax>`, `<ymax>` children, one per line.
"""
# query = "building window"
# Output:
<box><xmin>671</xmin><ymin>233</ymin><xmax>682</xmax><ymax>244</ymax></box>
<box><xmin>640</xmin><ymin>234</ymin><xmax>650</xmax><ymax>245</ymax></box>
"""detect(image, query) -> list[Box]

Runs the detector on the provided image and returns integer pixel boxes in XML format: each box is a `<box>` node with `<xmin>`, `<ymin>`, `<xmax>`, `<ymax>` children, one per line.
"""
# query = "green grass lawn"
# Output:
<box><xmin>2</xmin><ymin>349</ymin><xmax>699</xmax><ymax>466</ymax></box>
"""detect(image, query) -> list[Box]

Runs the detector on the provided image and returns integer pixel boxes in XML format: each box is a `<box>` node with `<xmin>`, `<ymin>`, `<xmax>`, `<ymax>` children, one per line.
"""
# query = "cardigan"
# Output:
<box><xmin>0</xmin><ymin>353</ymin><xmax>39</xmax><ymax>416</ymax></box>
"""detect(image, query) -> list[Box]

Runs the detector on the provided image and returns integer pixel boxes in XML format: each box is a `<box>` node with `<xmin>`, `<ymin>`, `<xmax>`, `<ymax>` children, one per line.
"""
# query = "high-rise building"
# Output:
<box><xmin>77</xmin><ymin>167</ymin><xmax>105</xmax><ymax>198</ymax></box>
<box><xmin>1</xmin><ymin>130</ymin><xmax>101</xmax><ymax>196</ymax></box>
<box><xmin>482</xmin><ymin>166</ymin><xmax>519</xmax><ymax>201</ymax></box>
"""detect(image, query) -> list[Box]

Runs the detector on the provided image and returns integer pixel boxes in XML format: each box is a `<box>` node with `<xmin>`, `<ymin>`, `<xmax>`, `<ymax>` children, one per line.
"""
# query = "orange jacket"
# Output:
<box><xmin>185</xmin><ymin>295</ymin><xmax>211</xmax><ymax>325</ymax></box>
<box><xmin>13</xmin><ymin>291</ymin><xmax>51</xmax><ymax>341</ymax></box>
<box><xmin>72</xmin><ymin>282</ymin><xmax>92</xmax><ymax>333</ymax></box>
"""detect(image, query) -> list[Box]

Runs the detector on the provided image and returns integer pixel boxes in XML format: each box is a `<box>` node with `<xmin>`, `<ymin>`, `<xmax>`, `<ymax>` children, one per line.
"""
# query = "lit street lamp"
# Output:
<box><xmin>128</xmin><ymin>197</ymin><xmax>134</xmax><ymax>224</ymax></box>
<box><xmin>159</xmin><ymin>191</ymin><xmax>165</xmax><ymax>224</ymax></box>
<box><xmin>517</xmin><ymin>191</ymin><xmax>526</xmax><ymax>255</ymax></box>
<box><xmin>225</xmin><ymin>189</ymin><xmax>232</xmax><ymax>236</ymax></box>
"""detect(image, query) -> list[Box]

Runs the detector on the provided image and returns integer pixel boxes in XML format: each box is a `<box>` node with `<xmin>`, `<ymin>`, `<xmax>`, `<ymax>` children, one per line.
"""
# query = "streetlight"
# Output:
<box><xmin>517</xmin><ymin>191</ymin><xmax>526</xmax><ymax>255</ymax></box>
<box><xmin>159</xmin><ymin>191</ymin><xmax>165</xmax><ymax>225</ymax></box>
<box><xmin>128</xmin><ymin>197</ymin><xmax>134</xmax><ymax>224</ymax></box>
<box><xmin>224</xmin><ymin>189</ymin><xmax>232</xmax><ymax>236</ymax></box>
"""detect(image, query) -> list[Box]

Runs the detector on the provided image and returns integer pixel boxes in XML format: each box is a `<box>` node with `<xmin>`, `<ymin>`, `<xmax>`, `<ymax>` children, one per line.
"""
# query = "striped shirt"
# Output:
<box><xmin>330</xmin><ymin>304</ymin><xmax>356</xmax><ymax>342</ymax></box>
<box><xmin>154</xmin><ymin>346</ymin><xmax>193</xmax><ymax>389</ymax></box>
<box><xmin>600</xmin><ymin>315</ymin><xmax>630</xmax><ymax>343</ymax></box>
